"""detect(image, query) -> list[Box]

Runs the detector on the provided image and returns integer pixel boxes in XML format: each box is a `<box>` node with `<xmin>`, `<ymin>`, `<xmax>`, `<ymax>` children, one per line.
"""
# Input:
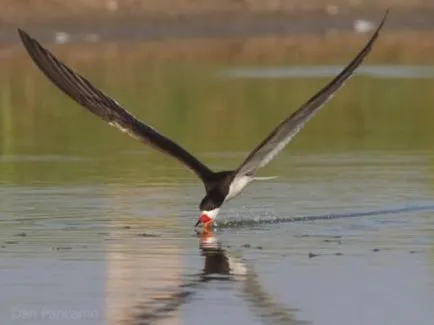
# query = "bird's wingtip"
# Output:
<box><xmin>17</xmin><ymin>28</ymin><xmax>30</xmax><ymax>43</ymax></box>
<box><xmin>380</xmin><ymin>8</ymin><xmax>390</xmax><ymax>26</ymax></box>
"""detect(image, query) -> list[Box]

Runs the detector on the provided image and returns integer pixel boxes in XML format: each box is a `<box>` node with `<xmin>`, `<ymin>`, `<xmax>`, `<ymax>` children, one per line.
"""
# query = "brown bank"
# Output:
<box><xmin>0</xmin><ymin>0</ymin><xmax>432</xmax><ymax>25</ymax></box>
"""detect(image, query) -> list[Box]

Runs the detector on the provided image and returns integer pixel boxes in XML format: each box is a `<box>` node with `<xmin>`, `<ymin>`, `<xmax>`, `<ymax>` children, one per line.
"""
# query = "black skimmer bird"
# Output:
<box><xmin>17</xmin><ymin>11</ymin><xmax>387</xmax><ymax>230</ymax></box>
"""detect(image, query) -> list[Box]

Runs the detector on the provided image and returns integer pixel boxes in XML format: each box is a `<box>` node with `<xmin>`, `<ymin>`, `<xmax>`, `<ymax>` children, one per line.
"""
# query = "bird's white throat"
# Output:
<box><xmin>201</xmin><ymin>208</ymin><xmax>220</xmax><ymax>220</ymax></box>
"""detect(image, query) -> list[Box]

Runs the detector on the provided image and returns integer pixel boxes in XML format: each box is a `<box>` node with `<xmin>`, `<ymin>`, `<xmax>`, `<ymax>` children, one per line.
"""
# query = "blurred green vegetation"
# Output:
<box><xmin>2</xmin><ymin>39</ymin><xmax>434</xmax><ymax>185</ymax></box>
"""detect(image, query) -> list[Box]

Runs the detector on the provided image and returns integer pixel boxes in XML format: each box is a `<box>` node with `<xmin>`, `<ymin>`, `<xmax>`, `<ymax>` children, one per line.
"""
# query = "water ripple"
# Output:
<box><xmin>218</xmin><ymin>203</ymin><xmax>434</xmax><ymax>229</ymax></box>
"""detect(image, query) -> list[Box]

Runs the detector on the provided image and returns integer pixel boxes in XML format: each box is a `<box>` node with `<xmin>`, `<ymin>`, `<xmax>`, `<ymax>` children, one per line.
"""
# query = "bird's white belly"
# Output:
<box><xmin>225</xmin><ymin>176</ymin><xmax>252</xmax><ymax>202</ymax></box>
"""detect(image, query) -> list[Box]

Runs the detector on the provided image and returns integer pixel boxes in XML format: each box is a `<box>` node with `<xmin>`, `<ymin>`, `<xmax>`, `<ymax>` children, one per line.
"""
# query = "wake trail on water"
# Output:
<box><xmin>217</xmin><ymin>203</ymin><xmax>434</xmax><ymax>229</ymax></box>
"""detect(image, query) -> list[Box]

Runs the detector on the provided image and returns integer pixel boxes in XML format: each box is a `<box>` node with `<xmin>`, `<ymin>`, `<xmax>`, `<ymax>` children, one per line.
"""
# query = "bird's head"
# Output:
<box><xmin>195</xmin><ymin>195</ymin><xmax>222</xmax><ymax>229</ymax></box>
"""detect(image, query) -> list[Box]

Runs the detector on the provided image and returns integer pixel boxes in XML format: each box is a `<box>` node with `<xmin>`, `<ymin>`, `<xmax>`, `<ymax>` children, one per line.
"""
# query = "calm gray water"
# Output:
<box><xmin>218</xmin><ymin>65</ymin><xmax>434</xmax><ymax>79</ymax></box>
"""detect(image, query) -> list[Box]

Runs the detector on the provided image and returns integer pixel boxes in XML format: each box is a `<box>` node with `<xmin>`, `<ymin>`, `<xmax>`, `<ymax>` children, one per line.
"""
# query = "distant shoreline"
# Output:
<box><xmin>0</xmin><ymin>8</ymin><xmax>434</xmax><ymax>45</ymax></box>
<box><xmin>0</xmin><ymin>1</ymin><xmax>433</xmax><ymax>25</ymax></box>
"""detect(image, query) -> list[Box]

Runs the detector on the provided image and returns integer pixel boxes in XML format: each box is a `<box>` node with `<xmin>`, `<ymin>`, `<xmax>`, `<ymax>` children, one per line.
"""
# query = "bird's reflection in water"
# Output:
<box><xmin>198</xmin><ymin>230</ymin><xmax>246</xmax><ymax>280</ymax></box>
<box><xmin>199</xmin><ymin>230</ymin><xmax>309</xmax><ymax>325</ymax></box>
<box><xmin>134</xmin><ymin>230</ymin><xmax>309</xmax><ymax>325</ymax></box>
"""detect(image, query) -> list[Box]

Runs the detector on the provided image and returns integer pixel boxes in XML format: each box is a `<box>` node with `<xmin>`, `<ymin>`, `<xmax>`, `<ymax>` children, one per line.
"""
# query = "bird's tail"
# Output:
<box><xmin>253</xmin><ymin>176</ymin><xmax>278</xmax><ymax>181</ymax></box>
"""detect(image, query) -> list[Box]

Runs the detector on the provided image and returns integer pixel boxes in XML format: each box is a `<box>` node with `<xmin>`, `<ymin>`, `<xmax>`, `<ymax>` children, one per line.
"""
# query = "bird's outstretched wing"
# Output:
<box><xmin>18</xmin><ymin>29</ymin><xmax>215</xmax><ymax>184</ymax></box>
<box><xmin>235</xmin><ymin>10</ymin><xmax>388</xmax><ymax>177</ymax></box>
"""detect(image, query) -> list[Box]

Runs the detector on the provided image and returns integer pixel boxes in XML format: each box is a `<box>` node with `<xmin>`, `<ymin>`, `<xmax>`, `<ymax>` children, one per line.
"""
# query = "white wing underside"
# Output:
<box><xmin>225</xmin><ymin>175</ymin><xmax>254</xmax><ymax>201</ymax></box>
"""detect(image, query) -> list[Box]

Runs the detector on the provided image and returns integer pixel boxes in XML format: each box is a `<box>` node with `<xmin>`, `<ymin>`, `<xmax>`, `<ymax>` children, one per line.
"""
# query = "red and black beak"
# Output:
<box><xmin>194</xmin><ymin>213</ymin><xmax>213</xmax><ymax>228</ymax></box>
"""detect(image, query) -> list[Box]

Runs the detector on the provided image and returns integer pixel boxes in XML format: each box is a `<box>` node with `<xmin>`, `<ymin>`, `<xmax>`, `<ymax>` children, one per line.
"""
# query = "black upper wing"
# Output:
<box><xmin>18</xmin><ymin>29</ymin><xmax>215</xmax><ymax>184</ymax></box>
<box><xmin>235</xmin><ymin>10</ymin><xmax>388</xmax><ymax>177</ymax></box>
